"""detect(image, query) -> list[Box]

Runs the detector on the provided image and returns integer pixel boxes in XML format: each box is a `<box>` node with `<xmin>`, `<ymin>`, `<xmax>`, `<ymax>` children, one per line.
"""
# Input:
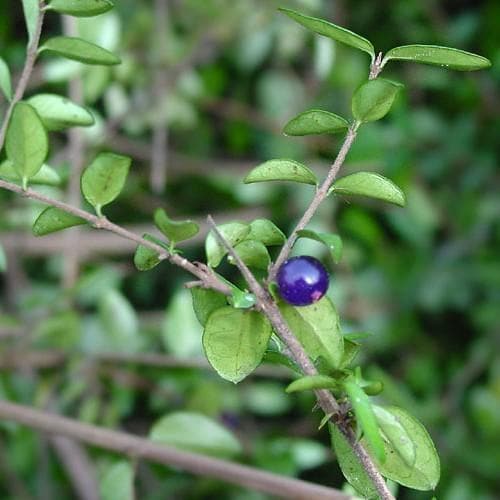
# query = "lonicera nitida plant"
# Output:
<box><xmin>0</xmin><ymin>1</ymin><xmax>491</xmax><ymax>498</ymax></box>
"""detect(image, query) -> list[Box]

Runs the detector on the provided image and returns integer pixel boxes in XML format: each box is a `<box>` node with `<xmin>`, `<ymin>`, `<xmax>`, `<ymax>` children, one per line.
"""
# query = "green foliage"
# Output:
<box><xmin>99</xmin><ymin>460</ymin><xmax>134</xmax><ymax>500</ymax></box>
<box><xmin>285</xmin><ymin>374</ymin><xmax>339</xmax><ymax>393</ymax></box>
<box><xmin>283</xmin><ymin>109</ymin><xmax>349</xmax><ymax>136</ymax></box>
<box><xmin>296</xmin><ymin>229</ymin><xmax>343</xmax><ymax>263</ymax></box>
<box><xmin>0</xmin><ymin>56</ymin><xmax>12</xmax><ymax>101</ymax></box>
<box><xmin>247</xmin><ymin>219</ymin><xmax>286</xmax><ymax>246</ymax></box>
<box><xmin>244</xmin><ymin>159</ymin><xmax>318</xmax><ymax>185</ymax></box>
<box><xmin>47</xmin><ymin>0</ymin><xmax>115</xmax><ymax>18</ymax></box>
<box><xmin>0</xmin><ymin>243</ymin><xmax>6</xmax><ymax>272</ymax></box>
<box><xmin>205</xmin><ymin>221</ymin><xmax>250</xmax><ymax>267</ymax></box>
<box><xmin>22</xmin><ymin>0</ymin><xmax>39</xmax><ymax>47</ymax></box>
<box><xmin>32</xmin><ymin>207</ymin><xmax>86</xmax><ymax>236</ymax></box>
<box><xmin>191</xmin><ymin>287</ymin><xmax>227</xmax><ymax>326</ymax></box>
<box><xmin>228</xmin><ymin>239</ymin><xmax>270</xmax><ymax>270</ymax></box>
<box><xmin>154</xmin><ymin>208</ymin><xmax>199</xmax><ymax>247</ymax></box>
<box><xmin>133</xmin><ymin>234</ymin><xmax>166</xmax><ymax>271</ymax></box>
<box><xmin>0</xmin><ymin>160</ymin><xmax>61</xmax><ymax>186</ymax></box>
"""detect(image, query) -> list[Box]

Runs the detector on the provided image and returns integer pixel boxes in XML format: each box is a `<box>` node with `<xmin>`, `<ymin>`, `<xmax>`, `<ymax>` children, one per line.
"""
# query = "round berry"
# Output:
<box><xmin>276</xmin><ymin>256</ymin><xmax>329</xmax><ymax>306</ymax></box>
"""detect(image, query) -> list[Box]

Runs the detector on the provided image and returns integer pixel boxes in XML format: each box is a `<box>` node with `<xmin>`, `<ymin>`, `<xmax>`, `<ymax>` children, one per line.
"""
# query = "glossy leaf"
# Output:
<box><xmin>383</xmin><ymin>44</ymin><xmax>491</xmax><ymax>71</ymax></box>
<box><xmin>191</xmin><ymin>287</ymin><xmax>227</xmax><ymax>326</ymax></box>
<box><xmin>352</xmin><ymin>78</ymin><xmax>403</xmax><ymax>123</ymax></box>
<box><xmin>5</xmin><ymin>102</ymin><xmax>48</xmax><ymax>187</ymax></box>
<box><xmin>81</xmin><ymin>152</ymin><xmax>131</xmax><ymax>215</ymax></box>
<box><xmin>279</xmin><ymin>8</ymin><xmax>375</xmax><ymax>59</ymax></box>
<box><xmin>297</xmin><ymin>229</ymin><xmax>343</xmax><ymax>263</ymax></box>
<box><xmin>99</xmin><ymin>461</ymin><xmax>134</xmax><ymax>500</ymax></box>
<box><xmin>286</xmin><ymin>375</ymin><xmax>339</xmax><ymax>393</ymax></box>
<box><xmin>205</xmin><ymin>221</ymin><xmax>250</xmax><ymax>267</ymax></box>
<box><xmin>150</xmin><ymin>411</ymin><xmax>242</xmax><ymax>458</ymax></box>
<box><xmin>247</xmin><ymin>219</ymin><xmax>285</xmax><ymax>246</ymax></box>
<box><xmin>0</xmin><ymin>57</ymin><xmax>12</xmax><ymax>101</ymax></box>
<box><xmin>283</xmin><ymin>109</ymin><xmax>349</xmax><ymax>136</ymax></box>
<box><xmin>0</xmin><ymin>160</ymin><xmax>61</xmax><ymax>186</ymax></box>
<box><xmin>344</xmin><ymin>380</ymin><xmax>386</xmax><ymax>463</ymax></box>
<box><xmin>32</xmin><ymin>207</ymin><xmax>86</xmax><ymax>236</ymax></box>
<box><xmin>27</xmin><ymin>93</ymin><xmax>94</xmax><ymax>131</ymax></box>
<box><xmin>47</xmin><ymin>0</ymin><xmax>115</xmax><ymax>17</ymax></box>
<box><xmin>244</xmin><ymin>159</ymin><xmax>318</xmax><ymax>186</ymax></box>
<box><xmin>330</xmin><ymin>424</ymin><xmax>378</xmax><ymax>499</ymax></box>
<box><xmin>203</xmin><ymin>307</ymin><xmax>272</xmax><ymax>383</ymax></box>
<box><xmin>134</xmin><ymin>234</ymin><xmax>166</xmax><ymax>271</ymax></box>
<box><xmin>330</xmin><ymin>172</ymin><xmax>406</xmax><ymax>207</ymax></box>
<box><xmin>154</xmin><ymin>208</ymin><xmax>199</xmax><ymax>245</ymax></box>
<box><xmin>39</xmin><ymin>37</ymin><xmax>121</xmax><ymax>65</ymax></box>
<box><xmin>22</xmin><ymin>0</ymin><xmax>39</xmax><ymax>47</ymax></box>
<box><xmin>229</xmin><ymin>239</ymin><xmax>270</xmax><ymax>270</ymax></box>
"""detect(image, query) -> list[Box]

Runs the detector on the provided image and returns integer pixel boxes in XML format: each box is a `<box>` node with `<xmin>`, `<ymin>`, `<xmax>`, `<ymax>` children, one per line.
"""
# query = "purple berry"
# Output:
<box><xmin>277</xmin><ymin>256</ymin><xmax>329</xmax><ymax>306</ymax></box>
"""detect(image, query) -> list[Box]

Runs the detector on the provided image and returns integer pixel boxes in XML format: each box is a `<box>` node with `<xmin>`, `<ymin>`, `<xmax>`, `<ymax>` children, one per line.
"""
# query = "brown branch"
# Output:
<box><xmin>0</xmin><ymin>401</ymin><xmax>352</xmax><ymax>500</ymax></box>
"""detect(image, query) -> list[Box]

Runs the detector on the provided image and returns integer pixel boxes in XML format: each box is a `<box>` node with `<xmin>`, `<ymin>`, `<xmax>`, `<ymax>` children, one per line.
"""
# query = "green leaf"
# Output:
<box><xmin>244</xmin><ymin>159</ymin><xmax>318</xmax><ymax>186</ymax></box>
<box><xmin>32</xmin><ymin>207</ymin><xmax>86</xmax><ymax>236</ymax></box>
<box><xmin>154</xmin><ymin>208</ymin><xmax>199</xmax><ymax>245</ymax></box>
<box><xmin>205</xmin><ymin>221</ymin><xmax>250</xmax><ymax>267</ymax></box>
<box><xmin>352</xmin><ymin>78</ymin><xmax>403</xmax><ymax>123</ymax></box>
<box><xmin>133</xmin><ymin>234</ymin><xmax>166</xmax><ymax>271</ymax></box>
<box><xmin>0</xmin><ymin>160</ymin><xmax>61</xmax><ymax>186</ymax></box>
<box><xmin>47</xmin><ymin>0</ymin><xmax>115</xmax><ymax>17</ymax></box>
<box><xmin>283</xmin><ymin>109</ymin><xmax>349</xmax><ymax>136</ymax></box>
<box><xmin>297</xmin><ymin>229</ymin><xmax>343</xmax><ymax>263</ymax></box>
<box><xmin>0</xmin><ymin>57</ymin><xmax>12</xmax><ymax>101</ymax></box>
<box><xmin>286</xmin><ymin>375</ymin><xmax>339</xmax><ymax>393</ymax></box>
<box><xmin>279</xmin><ymin>296</ymin><xmax>343</xmax><ymax>369</ymax></box>
<box><xmin>230</xmin><ymin>288</ymin><xmax>256</xmax><ymax>309</ymax></box>
<box><xmin>39</xmin><ymin>37</ymin><xmax>121</xmax><ymax>65</ymax></box>
<box><xmin>329</xmin><ymin>424</ymin><xmax>379</xmax><ymax>499</ymax></box>
<box><xmin>339</xmin><ymin>337</ymin><xmax>361</xmax><ymax>368</ymax></box>
<box><xmin>228</xmin><ymin>239</ymin><xmax>270</xmax><ymax>270</ymax></box>
<box><xmin>203</xmin><ymin>307</ymin><xmax>272</xmax><ymax>383</ymax></box>
<box><xmin>363</xmin><ymin>406</ymin><xmax>440</xmax><ymax>491</ymax></box>
<box><xmin>27</xmin><ymin>93</ymin><xmax>94</xmax><ymax>131</ymax></box>
<box><xmin>5</xmin><ymin>102</ymin><xmax>48</xmax><ymax>187</ymax></box>
<box><xmin>150</xmin><ymin>411</ymin><xmax>242</xmax><ymax>459</ymax></box>
<box><xmin>247</xmin><ymin>219</ymin><xmax>286</xmax><ymax>246</ymax></box>
<box><xmin>383</xmin><ymin>44</ymin><xmax>491</xmax><ymax>71</ymax></box>
<box><xmin>0</xmin><ymin>244</ymin><xmax>6</xmax><ymax>273</ymax></box>
<box><xmin>373</xmin><ymin>405</ymin><xmax>416</xmax><ymax>467</ymax></box>
<box><xmin>279</xmin><ymin>8</ymin><xmax>375</xmax><ymax>59</ymax></box>
<box><xmin>191</xmin><ymin>288</ymin><xmax>227</xmax><ymax>326</ymax></box>
<box><xmin>330</xmin><ymin>172</ymin><xmax>406</xmax><ymax>207</ymax></box>
<box><xmin>99</xmin><ymin>460</ymin><xmax>134</xmax><ymax>500</ymax></box>
<box><xmin>344</xmin><ymin>380</ymin><xmax>386</xmax><ymax>463</ymax></box>
<box><xmin>22</xmin><ymin>0</ymin><xmax>39</xmax><ymax>47</ymax></box>
<box><xmin>81</xmin><ymin>152</ymin><xmax>130</xmax><ymax>215</ymax></box>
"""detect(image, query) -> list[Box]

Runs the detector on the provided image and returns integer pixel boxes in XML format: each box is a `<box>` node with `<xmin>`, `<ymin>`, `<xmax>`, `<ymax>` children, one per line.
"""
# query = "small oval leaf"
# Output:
<box><xmin>352</xmin><ymin>78</ymin><xmax>403</xmax><ymax>123</ymax></box>
<box><xmin>283</xmin><ymin>109</ymin><xmax>349</xmax><ymax>136</ymax></box>
<box><xmin>191</xmin><ymin>288</ymin><xmax>227</xmax><ymax>327</ymax></box>
<box><xmin>0</xmin><ymin>56</ymin><xmax>12</xmax><ymax>101</ymax></box>
<box><xmin>203</xmin><ymin>307</ymin><xmax>272</xmax><ymax>383</ymax></box>
<box><xmin>47</xmin><ymin>0</ymin><xmax>115</xmax><ymax>17</ymax></box>
<box><xmin>383</xmin><ymin>44</ymin><xmax>491</xmax><ymax>71</ymax></box>
<box><xmin>22</xmin><ymin>0</ymin><xmax>39</xmax><ymax>47</ymax></box>
<box><xmin>330</xmin><ymin>172</ymin><xmax>405</xmax><ymax>207</ymax></box>
<box><xmin>99</xmin><ymin>460</ymin><xmax>134</xmax><ymax>500</ymax></box>
<box><xmin>247</xmin><ymin>219</ymin><xmax>286</xmax><ymax>246</ymax></box>
<box><xmin>286</xmin><ymin>375</ymin><xmax>339</xmax><ymax>393</ymax></box>
<box><xmin>244</xmin><ymin>159</ymin><xmax>317</xmax><ymax>186</ymax></box>
<box><xmin>154</xmin><ymin>208</ymin><xmax>199</xmax><ymax>245</ymax></box>
<box><xmin>27</xmin><ymin>93</ymin><xmax>94</xmax><ymax>131</ymax></box>
<box><xmin>134</xmin><ymin>234</ymin><xmax>167</xmax><ymax>271</ymax></box>
<box><xmin>279</xmin><ymin>8</ymin><xmax>375</xmax><ymax>59</ymax></box>
<box><xmin>0</xmin><ymin>160</ymin><xmax>61</xmax><ymax>186</ymax></box>
<box><xmin>205</xmin><ymin>221</ymin><xmax>250</xmax><ymax>267</ymax></box>
<box><xmin>296</xmin><ymin>229</ymin><xmax>343</xmax><ymax>264</ymax></box>
<box><xmin>228</xmin><ymin>239</ymin><xmax>270</xmax><ymax>270</ymax></box>
<box><xmin>33</xmin><ymin>207</ymin><xmax>86</xmax><ymax>236</ymax></box>
<box><xmin>39</xmin><ymin>36</ymin><xmax>121</xmax><ymax>66</ymax></box>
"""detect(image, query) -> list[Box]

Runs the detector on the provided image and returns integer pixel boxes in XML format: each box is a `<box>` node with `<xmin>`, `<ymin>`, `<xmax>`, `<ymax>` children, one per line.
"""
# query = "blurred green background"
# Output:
<box><xmin>0</xmin><ymin>0</ymin><xmax>499</xmax><ymax>498</ymax></box>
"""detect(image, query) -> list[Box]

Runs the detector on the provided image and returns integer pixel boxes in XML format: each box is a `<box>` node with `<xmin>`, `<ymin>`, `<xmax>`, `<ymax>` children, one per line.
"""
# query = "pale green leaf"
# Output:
<box><xmin>99</xmin><ymin>460</ymin><xmax>134</xmax><ymax>500</ymax></box>
<box><xmin>286</xmin><ymin>375</ymin><xmax>339</xmax><ymax>393</ymax></box>
<box><xmin>150</xmin><ymin>411</ymin><xmax>242</xmax><ymax>458</ymax></box>
<box><xmin>279</xmin><ymin>8</ymin><xmax>375</xmax><ymax>59</ymax></box>
<box><xmin>228</xmin><ymin>239</ymin><xmax>270</xmax><ymax>270</ymax></box>
<box><xmin>352</xmin><ymin>78</ymin><xmax>403</xmax><ymax>123</ymax></box>
<box><xmin>154</xmin><ymin>208</ymin><xmax>199</xmax><ymax>245</ymax></box>
<box><xmin>0</xmin><ymin>160</ymin><xmax>61</xmax><ymax>186</ymax></box>
<box><xmin>247</xmin><ymin>219</ymin><xmax>285</xmax><ymax>246</ymax></box>
<box><xmin>22</xmin><ymin>0</ymin><xmax>39</xmax><ymax>47</ymax></box>
<box><xmin>244</xmin><ymin>159</ymin><xmax>317</xmax><ymax>185</ymax></box>
<box><xmin>81</xmin><ymin>152</ymin><xmax>130</xmax><ymax>215</ymax></box>
<box><xmin>27</xmin><ymin>93</ymin><xmax>94</xmax><ymax>131</ymax></box>
<box><xmin>230</xmin><ymin>288</ymin><xmax>256</xmax><ymax>309</ymax></box>
<box><xmin>330</xmin><ymin>172</ymin><xmax>406</xmax><ymax>207</ymax></box>
<box><xmin>383</xmin><ymin>44</ymin><xmax>491</xmax><ymax>71</ymax></box>
<box><xmin>191</xmin><ymin>288</ymin><xmax>227</xmax><ymax>327</ymax></box>
<box><xmin>134</xmin><ymin>234</ymin><xmax>166</xmax><ymax>271</ymax></box>
<box><xmin>0</xmin><ymin>244</ymin><xmax>6</xmax><ymax>273</ymax></box>
<box><xmin>283</xmin><ymin>109</ymin><xmax>349</xmax><ymax>136</ymax></box>
<box><xmin>39</xmin><ymin>36</ymin><xmax>121</xmax><ymax>65</ymax></box>
<box><xmin>47</xmin><ymin>0</ymin><xmax>115</xmax><ymax>17</ymax></box>
<box><xmin>296</xmin><ymin>229</ymin><xmax>343</xmax><ymax>263</ymax></box>
<box><xmin>0</xmin><ymin>57</ymin><xmax>12</xmax><ymax>101</ymax></box>
<box><xmin>205</xmin><ymin>221</ymin><xmax>250</xmax><ymax>267</ymax></box>
<box><xmin>33</xmin><ymin>207</ymin><xmax>86</xmax><ymax>236</ymax></box>
<box><xmin>203</xmin><ymin>307</ymin><xmax>272</xmax><ymax>383</ymax></box>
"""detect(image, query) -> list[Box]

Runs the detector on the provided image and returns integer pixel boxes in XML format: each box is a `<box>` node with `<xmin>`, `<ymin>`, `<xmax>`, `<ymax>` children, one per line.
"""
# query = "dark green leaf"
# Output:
<box><xmin>279</xmin><ymin>8</ymin><xmax>375</xmax><ymax>59</ymax></box>
<box><xmin>191</xmin><ymin>287</ymin><xmax>227</xmax><ymax>327</ymax></box>
<box><xmin>0</xmin><ymin>57</ymin><xmax>12</xmax><ymax>101</ymax></box>
<box><xmin>134</xmin><ymin>234</ymin><xmax>166</xmax><ymax>271</ymax></box>
<box><xmin>27</xmin><ymin>93</ymin><xmax>94</xmax><ymax>131</ymax></box>
<box><xmin>99</xmin><ymin>460</ymin><xmax>134</xmax><ymax>500</ymax></box>
<box><xmin>244</xmin><ymin>159</ymin><xmax>318</xmax><ymax>186</ymax></box>
<box><xmin>205</xmin><ymin>221</ymin><xmax>250</xmax><ymax>267</ymax></box>
<box><xmin>247</xmin><ymin>219</ymin><xmax>285</xmax><ymax>246</ymax></box>
<box><xmin>383</xmin><ymin>44</ymin><xmax>491</xmax><ymax>71</ymax></box>
<box><xmin>344</xmin><ymin>380</ymin><xmax>386</xmax><ymax>463</ymax></box>
<box><xmin>286</xmin><ymin>375</ymin><xmax>339</xmax><ymax>393</ymax></box>
<box><xmin>154</xmin><ymin>208</ymin><xmax>199</xmax><ymax>245</ymax></box>
<box><xmin>39</xmin><ymin>36</ymin><xmax>121</xmax><ymax>65</ymax></box>
<box><xmin>81</xmin><ymin>152</ymin><xmax>131</xmax><ymax>215</ymax></box>
<box><xmin>5</xmin><ymin>102</ymin><xmax>48</xmax><ymax>187</ymax></box>
<box><xmin>32</xmin><ymin>207</ymin><xmax>86</xmax><ymax>236</ymax></box>
<box><xmin>47</xmin><ymin>0</ymin><xmax>115</xmax><ymax>17</ymax></box>
<box><xmin>228</xmin><ymin>239</ymin><xmax>270</xmax><ymax>270</ymax></box>
<box><xmin>297</xmin><ymin>229</ymin><xmax>343</xmax><ymax>263</ymax></box>
<box><xmin>203</xmin><ymin>307</ymin><xmax>272</xmax><ymax>383</ymax></box>
<box><xmin>330</xmin><ymin>172</ymin><xmax>405</xmax><ymax>207</ymax></box>
<box><xmin>283</xmin><ymin>109</ymin><xmax>349</xmax><ymax>136</ymax></box>
<box><xmin>22</xmin><ymin>0</ymin><xmax>39</xmax><ymax>47</ymax></box>
<box><xmin>150</xmin><ymin>411</ymin><xmax>242</xmax><ymax>458</ymax></box>
<box><xmin>352</xmin><ymin>78</ymin><xmax>403</xmax><ymax>123</ymax></box>
<box><xmin>0</xmin><ymin>160</ymin><xmax>61</xmax><ymax>186</ymax></box>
